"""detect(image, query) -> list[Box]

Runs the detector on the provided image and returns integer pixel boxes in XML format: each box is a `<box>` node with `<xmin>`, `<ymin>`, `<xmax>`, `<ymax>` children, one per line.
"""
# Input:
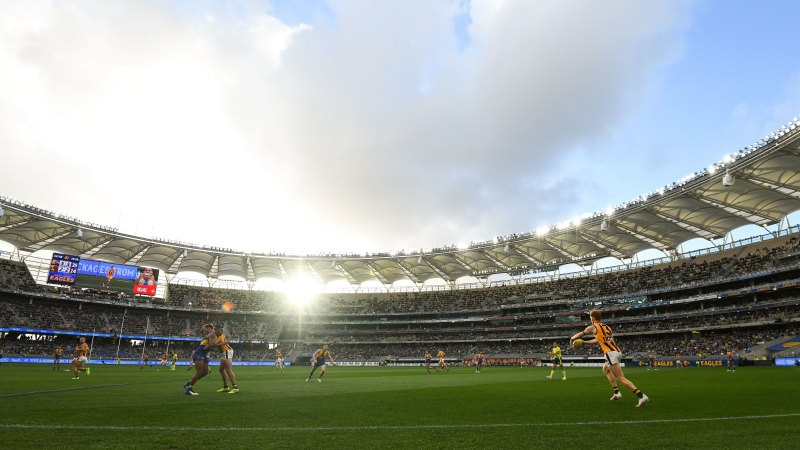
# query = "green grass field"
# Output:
<box><xmin>0</xmin><ymin>364</ymin><xmax>798</xmax><ymax>449</ymax></box>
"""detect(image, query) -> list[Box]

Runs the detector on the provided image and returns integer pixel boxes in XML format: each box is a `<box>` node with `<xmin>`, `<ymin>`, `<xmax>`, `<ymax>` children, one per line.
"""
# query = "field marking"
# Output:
<box><xmin>0</xmin><ymin>379</ymin><xmax>178</xmax><ymax>399</ymax></box>
<box><xmin>2</xmin><ymin>413</ymin><xmax>799</xmax><ymax>431</ymax></box>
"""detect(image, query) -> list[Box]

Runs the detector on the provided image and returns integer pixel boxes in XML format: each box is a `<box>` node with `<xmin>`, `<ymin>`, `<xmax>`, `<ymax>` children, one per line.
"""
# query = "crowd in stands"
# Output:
<box><xmin>165</xmin><ymin>284</ymin><xmax>284</xmax><ymax>312</ymax></box>
<box><xmin>0</xmin><ymin>294</ymin><xmax>282</xmax><ymax>342</ymax></box>
<box><xmin>3</xmin><ymin>234</ymin><xmax>800</xmax><ymax>363</ymax></box>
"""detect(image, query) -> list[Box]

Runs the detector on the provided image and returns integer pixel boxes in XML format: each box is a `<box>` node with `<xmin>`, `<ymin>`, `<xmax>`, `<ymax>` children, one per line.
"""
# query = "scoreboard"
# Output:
<box><xmin>46</xmin><ymin>252</ymin><xmax>158</xmax><ymax>296</ymax></box>
<box><xmin>48</xmin><ymin>253</ymin><xmax>79</xmax><ymax>285</ymax></box>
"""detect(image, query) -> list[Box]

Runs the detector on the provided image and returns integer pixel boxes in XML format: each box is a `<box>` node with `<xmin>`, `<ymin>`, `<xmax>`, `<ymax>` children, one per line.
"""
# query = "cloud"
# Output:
<box><xmin>0</xmin><ymin>0</ymin><xmax>693</xmax><ymax>255</ymax></box>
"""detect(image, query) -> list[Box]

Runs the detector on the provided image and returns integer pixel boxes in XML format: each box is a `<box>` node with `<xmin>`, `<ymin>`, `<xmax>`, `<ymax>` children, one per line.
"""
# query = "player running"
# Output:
<box><xmin>184</xmin><ymin>324</ymin><xmax>217</xmax><ymax>395</ymax></box>
<box><xmin>546</xmin><ymin>342</ymin><xmax>566</xmax><ymax>380</ymax></box>
<box><xmin>140</xmin><ymin>352</ymin><xmax>150</xmax><ymax>369</ymax></box>
<box><xmin>102</xmin><ymin>266</ymin><xmax>116</xmax><ymax>288</ymax></box>
<box><xmin>158</xmin><ymin>352</ymin><xmax>169</xmax><ymax>371</ymax></box>
<box><xmin>275</xmin><ymin>348</ymin><xmax>285</xmax><ymax>373</ymax></box>
<box><xmin>71</xmin><ymin>337</ymin><xmax>90</xmax><ymax>379</ymax></box>
<box><xmin>570</xmin><ymin>310</ymin><xmax>649</xmax><ymax>407</ymax></box>
<box><xmin>53</xmin><ymin>346</ymin><xmax>64</xmax><ymax>371</ymax></box>
<box><xmin>425</xmin><ymin>350</ymin><xmax>433</xmax><ymax>374</ymax></box>
<box><xmin>215</xmin><ymin>326</ymin><xmax>239</xmax><ymax>394</ymax></box>
<box><xmin>437</xmin><ymin>349</ymin><xmax>449</xmax><ymax>373</ymax></box>
<box><xmin>306</xmin><ymin>344</ymin><xmax>336</xmax><ymax>382</ymax></box>
<box><xmin>171</xmin><ymin>352</ymin><xmax>178</xmax><ymax>371</ymax></box>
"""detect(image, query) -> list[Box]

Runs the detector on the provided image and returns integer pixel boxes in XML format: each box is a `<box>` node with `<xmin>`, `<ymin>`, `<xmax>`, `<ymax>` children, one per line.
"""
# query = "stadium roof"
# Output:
<box><xmin>2</xmin><ymin>118</ymin><xmax>800</xmax><ymax>285</ymax></box>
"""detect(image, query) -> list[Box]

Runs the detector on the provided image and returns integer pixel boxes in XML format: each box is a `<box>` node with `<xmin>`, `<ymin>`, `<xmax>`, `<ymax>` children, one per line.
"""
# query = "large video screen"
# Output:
<box><xmin>47</xmin><ymin>253</ymin><xmax>79</xmax><ymax>285</ymax></box>
<box><xmin>46</xmin><ymin>252</ymin><xmax>159</xmax><ymax>296</ymax></box>
<box><xmin>75</xmin><ymin>259</ymin><xmax>138</xmax><ymax>293</ymax></box>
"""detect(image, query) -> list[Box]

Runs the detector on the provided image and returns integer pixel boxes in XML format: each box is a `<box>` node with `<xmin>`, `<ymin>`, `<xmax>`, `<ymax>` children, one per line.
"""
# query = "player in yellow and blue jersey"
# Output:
<box><xmin>727</xmin><ymin>350</ymin><xmax>736</xmax><ymax>372</ymax></box>
<box><xmin>425</xmin><ymin>350</ymin><xmax>433</xmax><ymax>374</ymax></box>
<box><xmin>184</xmin><ymin>324</ymin><xmax>217</xmax><ymax>395</ymax></box>
<box><xmin>306</xmin><ymin>344</ymin><xmax>336</xmax><ymax>382</ymax></box>
<box><xmin>53</xmin><ymin>346</ymin><xmax>64</xmax><ymax>371</ymax></box>
<box><xmin>215</xmin><ymin>326</ymin><xmax>239</xmax><ymax>394</ymax></box>
<box><xmin>546</xmin><ymin>342</ymin><xmax>566</xmax><ymax>380</ymax></box>
<box><xmin>475</xmin><ymin>352</ymin><xmax>486</xmax><ymax>374</ymax></box>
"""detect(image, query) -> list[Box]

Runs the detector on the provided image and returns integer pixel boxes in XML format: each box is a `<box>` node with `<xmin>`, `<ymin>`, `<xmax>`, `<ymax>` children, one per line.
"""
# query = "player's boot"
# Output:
<box><xmin>228</xmin><ymin>388</ymin><xmax>239</xmax><ymax>394</ymax></box>
<box><xmin>185</xmin><ymin>390</ymin><xmax>199</xmax><ymax>396</ymax></box>
<box><xmin>545</xmin><ymin>376</ymin><xmax>552</xmax><ymax>380</ymax></box>
<box><xmin>217</xmin><ymin>387</ymin><xmax>230</xmax><ymax>392</ymax></box>
<box><xmin>305</xmin><ymin>377</ymin><xmax>310</xmax><ymax>382</ymax></box>
<box><xmin>86</xmin><ymin>367</ymin><xmax>91</xmax><ymax>375</ymax></box>
<box><xmin>317</xmin><ymin>378</ymin><xmax>322</xmax><ymax>383</ymax></box>
<box><xmin>72</xmin><ymin>377</ymin><xmax>80</xmax><ymax>380</ymax></box>
<box><xmin>610</xmin><ymin>393</ymin><xmax>622</xmax><ymax>401</ymax></box>
<box><xmin>561</xmin><ymin>377</ymin><xmax>566</xmax><ymax>381</ymax></box>
<box><xmin>635</xmin><ymin>394</ymin><xmax>649</xmax><ymax>408</ymax></box>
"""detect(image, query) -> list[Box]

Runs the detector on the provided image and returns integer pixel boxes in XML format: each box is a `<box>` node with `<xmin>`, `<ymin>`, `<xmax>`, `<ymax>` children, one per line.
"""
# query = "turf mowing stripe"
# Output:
<box><xmin>2</xmin><ymin>413</ymin><xmax>799</xmax><ymax>431</ymax></box>
<box><xmin>0</xmin><ymin>379</ymin><xmax>179</xmax><ymax>399</ymax></box>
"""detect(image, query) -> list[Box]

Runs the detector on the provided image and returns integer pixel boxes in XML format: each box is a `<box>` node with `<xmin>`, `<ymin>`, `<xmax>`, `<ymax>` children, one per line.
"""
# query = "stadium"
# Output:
<box><xmin>2</xmin><ymin>119</ymin><xmax>800</xmax><ymax>446</ymax></box>
<box><xmin>2</xmin><ymin>2</ymin><xmax>800</xmax><ymax>449</ymax></box>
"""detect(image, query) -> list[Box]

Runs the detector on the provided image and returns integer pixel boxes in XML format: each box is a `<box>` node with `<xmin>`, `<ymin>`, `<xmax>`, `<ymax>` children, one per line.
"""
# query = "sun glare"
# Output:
<box><xmin>284</xmin><ymin>275</ymin><xmax>318</xmax><ymax>307</ymax></box>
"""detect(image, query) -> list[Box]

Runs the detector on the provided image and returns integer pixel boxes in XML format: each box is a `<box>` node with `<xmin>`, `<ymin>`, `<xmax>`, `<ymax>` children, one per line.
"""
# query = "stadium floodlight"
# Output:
<box><xmin>75</xmin><ymin>228</ymin><xmax>83</xmax><ymax>238</ymax></box>
<box><xmin>600</xmin><ymin>219</ymin><xmax>609</xmax><ymax>232</ymax></box>
<box><xmin>722</xmin><ymin>170</ymin><xmax>735</xmax><ymax>186</ymax></box>
<box><xmin>723</xmin><ymin>154</ymin><xmax>733</xmax><ymax>163</ymax></box>
<box><xmin>604</xmin><ymin>207</ymin><xmax>614</xmax><ymax>217</ymax></box>
<box><xmin>504</xmin><ymin>243</ymin><xmax>510</xmax><ymax>253</ymax></box>
<box><xmin>536</xmin><ymin>226</ymin><xmax>549</xmax><ymax>236</ymax></box>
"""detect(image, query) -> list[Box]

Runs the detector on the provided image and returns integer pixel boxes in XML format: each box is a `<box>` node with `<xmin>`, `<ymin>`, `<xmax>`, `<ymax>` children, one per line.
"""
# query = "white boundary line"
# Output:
<box><xmin>2</xmin><ymin>413</ymin><xmax>799</xmax><ymax>431</ymax></box>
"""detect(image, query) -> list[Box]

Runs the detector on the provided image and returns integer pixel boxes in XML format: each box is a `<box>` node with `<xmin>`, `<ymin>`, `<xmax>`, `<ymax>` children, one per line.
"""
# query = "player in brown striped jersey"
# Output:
<box><xmin>570</xmin><ymin>310</ymin><xmax>649</xmax><ymax>407</ymax></box>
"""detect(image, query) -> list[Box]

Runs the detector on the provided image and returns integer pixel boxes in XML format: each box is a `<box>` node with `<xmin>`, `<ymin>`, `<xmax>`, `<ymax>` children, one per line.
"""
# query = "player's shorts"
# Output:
<box><xmin>192</xmin><ymin>350</ymin><xmax>210</xmax><ymax>364</ymax></box>
<box><xmin>425</xmin><ymin>359</ymin><xmax>431</xmax><ymax>365</ymax></box>
<box><xmin>313</xmin><ymin>358</ymin><xmax>326</xmax><ymax>367</ymax></box>
<box><xmin>478</xmin><ymin>359</ymin><xmax>485</xmax><ymax>365</ymax></box>
<box><xmin>438</xmin><ymin>358</ymin><xmax>445</xmax><ymax>364</ymax></box>
<box><xmin>553</xmin><ymin>357</ymin><xmax>562</xmax><ymax>366</ymax></box>
<box><xmin>221</xmin><ymin>349</ymin><xmax>234</xmax><ymax>360</ymax></box>
<box><xmin>77</xmin><ymin>356</ymin><xmax>88</xmax><ymax>363</ymax></box>
<box><xmin>604</xmin><ymin>351</ymin><xmax>622</xmax><ymax>366</ymax></box>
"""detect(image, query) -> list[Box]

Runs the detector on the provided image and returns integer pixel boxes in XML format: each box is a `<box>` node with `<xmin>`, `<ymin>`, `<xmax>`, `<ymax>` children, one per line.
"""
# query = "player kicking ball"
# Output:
<box><xmin>570</xmin><ymin>310</ymin><xmax>649</xmax><ymax>408</ymax></box>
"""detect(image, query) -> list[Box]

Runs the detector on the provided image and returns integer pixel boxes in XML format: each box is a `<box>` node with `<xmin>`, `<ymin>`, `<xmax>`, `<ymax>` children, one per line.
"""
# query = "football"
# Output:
<box><xmin>572</xmin><ymin>339</ymin><xmax>583</xmax><ymax>349</ymax></box>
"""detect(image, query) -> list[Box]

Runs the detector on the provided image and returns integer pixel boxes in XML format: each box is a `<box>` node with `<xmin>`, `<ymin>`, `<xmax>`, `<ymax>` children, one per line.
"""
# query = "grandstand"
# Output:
<box><xmin>2</xmin><ymin>117</ymin><xmax>800</xmax><ymax>367</ymax></box>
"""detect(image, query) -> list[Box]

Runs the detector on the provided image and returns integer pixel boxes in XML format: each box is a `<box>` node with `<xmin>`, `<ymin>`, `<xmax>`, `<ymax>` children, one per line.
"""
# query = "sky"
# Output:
<box><xmin>1</xmin><ymin>0</ymin><xmax>799</xmax><ymax>258</ymax></box>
